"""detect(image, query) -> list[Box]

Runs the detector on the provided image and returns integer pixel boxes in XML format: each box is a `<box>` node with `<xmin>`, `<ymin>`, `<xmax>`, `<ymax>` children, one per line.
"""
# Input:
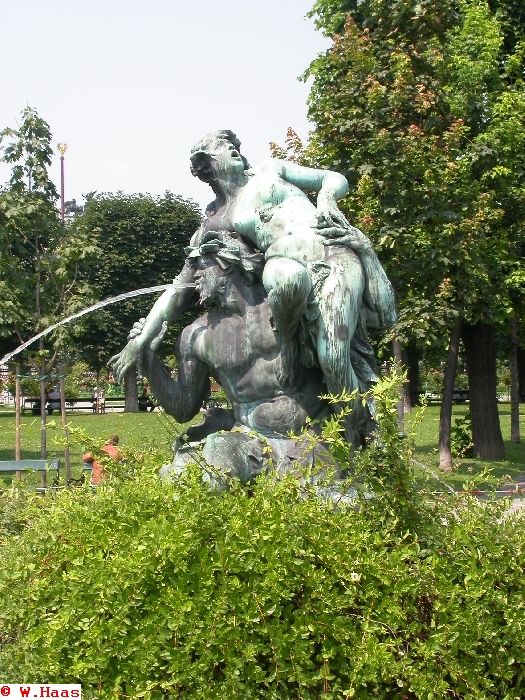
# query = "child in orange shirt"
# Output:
<box><xmin>82</xmin><ymin>434</ymin><xmax>121</xmax><ymax>485</ymax></box>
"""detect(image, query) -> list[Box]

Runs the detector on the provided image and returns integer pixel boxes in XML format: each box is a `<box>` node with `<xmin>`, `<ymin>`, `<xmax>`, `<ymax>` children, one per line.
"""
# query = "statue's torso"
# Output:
<box><xmin>190</xmin><ymin>299</ymin><xmax>326</xmax><ymax>434</ymax></box>
<box><xmin>201</xmin><ymin>166</ymin><xmax>326</xmax><ymax>266</ymax></box>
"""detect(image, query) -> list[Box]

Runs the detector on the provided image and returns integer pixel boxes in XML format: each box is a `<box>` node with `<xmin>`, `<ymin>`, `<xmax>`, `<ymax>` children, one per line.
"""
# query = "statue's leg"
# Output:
<box><xmin>202</xmin><ymin>430</ymin><xmax>268</xmax><ymax>487</ymax></box>
<box><xmin>315</xmin><ymin>248</ymin><xmax>367</xmax><ymax>449</ymax></box>
<box><xmin>263</xmin><ymin>256</ymin><xmax>312</xmax><ymax>386</ymax></box>
<box><xmin>161</xmin><ymin>430</ymin><xmax>268</xmax><ymax>489</ymax></box>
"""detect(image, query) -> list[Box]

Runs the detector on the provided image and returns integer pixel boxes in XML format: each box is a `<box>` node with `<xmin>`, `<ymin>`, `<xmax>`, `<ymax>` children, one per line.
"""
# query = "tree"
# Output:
<box><xmin>0</xmin><ymin>107</ymin><xmax>97</xmax><ymax>456</ymax></box>
<box><xmin>71</xmin><ymin>192</ymin><xmax>201</xmax><ymax>410</ymax></box>
<box><xmin>302</xmin><ymin>0</ymin><xmax>525</xmax><ymax>461</ymax></box>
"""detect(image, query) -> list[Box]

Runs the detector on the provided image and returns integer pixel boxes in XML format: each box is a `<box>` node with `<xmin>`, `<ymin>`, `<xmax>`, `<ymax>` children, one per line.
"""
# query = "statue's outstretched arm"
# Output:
<box><xmin>142</xmin><ymin>322</ymin><xmax>210</xmax><ymax>423</ymax></box>
<box><xmin>268</xmin><ymin>159</ymin><xmax>349</xmax><ymax>228</ymax></box>
<box><xmin>109</xmin><ymin>260</ymin><xmax>197</xmax><ymax>381</ymax></box>
<box><xmin>266</xmin><ymin>160</ymin><xmax>396</xmax><ymax>329</ymax></box>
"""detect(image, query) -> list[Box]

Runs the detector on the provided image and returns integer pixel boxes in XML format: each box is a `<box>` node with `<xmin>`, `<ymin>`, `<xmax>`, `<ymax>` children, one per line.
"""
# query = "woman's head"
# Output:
<box><xmin>190</xmin><ymin>130</ymin><xmax>250</xmax><ymax>183</ymax></box>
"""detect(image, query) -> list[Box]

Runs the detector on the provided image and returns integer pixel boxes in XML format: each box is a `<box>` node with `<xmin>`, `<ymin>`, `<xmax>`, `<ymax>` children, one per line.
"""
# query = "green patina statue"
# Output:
<box><xmin>111</xmin><ymin>130</ymin><xmax>396</xmax><ymax>475</ymax></box>
<box><xmin>136</xmin><ymin>233</ymin><xmax>336</xmax><ymax>487</ymax></box>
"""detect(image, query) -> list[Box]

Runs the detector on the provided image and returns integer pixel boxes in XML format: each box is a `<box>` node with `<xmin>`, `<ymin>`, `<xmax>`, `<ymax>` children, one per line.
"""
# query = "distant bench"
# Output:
<box><xmin>70</xmin><ymin>397</ymin><xmax>127</xmax><ymax>413</ymax></box>
<box><xmin>0</xmin><ymin>458</ymin><xmax>60</xmax><ymax>491</ymax></box>
<box><xmin>22</xmin><ymin>397</ymin><xmax>126</xmax><ymax>414</ymax></box>
<box><xmin>423</xmin><ymin>390</ymin><xmax>469</xmax><ymax>405</ymax></box>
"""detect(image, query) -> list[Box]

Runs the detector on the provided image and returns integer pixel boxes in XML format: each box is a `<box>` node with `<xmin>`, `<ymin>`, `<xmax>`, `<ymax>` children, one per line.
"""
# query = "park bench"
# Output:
<box><xmin>203</xmin><ymin>397</ymin><xmax>229</xmax><ymax>409</ymax></box>
<box><xmin>452</xmin><ymin>389</ymin><xmax>469</xmax><ymax>403</ymax></box>
<box><xmin>423</xmin><ymin>393</ymin><xmax>442</xmax><ymax>404</ymax></box>
<box><xmin>0</xmin><ymin>458</ymin><xmax>60</xmax><ymax>491</ymax></box>
<box><xmin>94</xmin><ymin>397</ymin><xmax>126</xmax><ymax>412</ymax></box>
<box><xmin>65</xmin><ymin>397</ymin><xmax>126</xmax><ymax>412</ymax></box>
<box><xmin>22</xmin><ymin>396</ymin><xmax>90</xmax><ymax>414</ymax></box>
<box><xmin>22</xmin><ymin>397</ymin><xmax>45</xmax><ymax>414</ymax></box>
<box><xmin>22</xmin><ymin>397</ymin><xmax>127</xmax><ymax>414</ymax></box>
<box><xmin>22</xmin><ymin>397</ymin><xmax>72</xmax><ymax>414</ymax></box>
<box><xmin>423</xmin><ymin>390</ymin><xmax>470</xmax><ymax>405</ymax></box>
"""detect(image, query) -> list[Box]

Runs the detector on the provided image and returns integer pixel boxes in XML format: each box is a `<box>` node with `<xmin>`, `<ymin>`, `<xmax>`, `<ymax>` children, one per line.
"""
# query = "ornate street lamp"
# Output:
<box><xmin>57</xmin><ymin>143</ymin><xmax>68</xmax><ymax>222</ymax></box>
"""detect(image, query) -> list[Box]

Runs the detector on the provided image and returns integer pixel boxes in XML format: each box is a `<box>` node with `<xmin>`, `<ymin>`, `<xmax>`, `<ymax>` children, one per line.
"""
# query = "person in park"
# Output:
<box><xmin>46</xmin><ymin>386</ymin><xmax>61</xmax><ymax>415</ymax></box>
<box><xmin>111</xmin><ymin>130</ymin><xmax>396</xmax><ymax>447</ymax></box>
<box><xmin>138</xmin><ymin>387</ymin><xmax>156</xmax><ymax>412</ymax></box>
<box><xmin>82</xmin><ymin>434</ymin><xmax>121</xmax><ymax>485</ymax></box>
<box><xmin>92</xmin><ymin>387</ymin><xmax>105</xmax><ymax>414</ymax></box>
<box><xmin>127</xmin><ymin>233</ymin><xmax>335</xmax><ymax>486</ymax></box>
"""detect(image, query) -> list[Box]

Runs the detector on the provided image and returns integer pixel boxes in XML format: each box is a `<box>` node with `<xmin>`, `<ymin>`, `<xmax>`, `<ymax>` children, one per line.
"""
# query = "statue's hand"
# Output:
<box><xmin>322</xmin><ymin>226</ymin><xmax>373</xmax><ymax>254</ymax></box>
<box><xmin>109</xmin><ymin>317</ymin><xmax>152</xmax><ymax>380</ymax></box>
<box><xmin>110</xmin><ymin>318</ymin><xmax>170</xmax><ymax>381</ymax></box>
<box><xmin>315</xmin><ymin>191</ymin><xmax>373</xmax><ymax>253</ymax></box>
<box><xmin>316</xmin><ymin>190</ymin><xmax>350</xmax><ymax>230</ymax></box>
<box><xmin>108</xmin><ymin>337</ymin><xmax>144</xmax><ymax>382</ymax></box>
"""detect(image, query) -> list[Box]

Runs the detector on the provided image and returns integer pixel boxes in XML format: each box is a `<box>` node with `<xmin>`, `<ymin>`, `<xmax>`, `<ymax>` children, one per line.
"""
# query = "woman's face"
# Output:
<box><xmin>217</xmin><ymin>140</ymin><xmax>245</xmax><ymax>175</ymax></box>
<box><xmin>194</xmin><ymin>138</ymin><xmax>245</xmax><ymax>183</ymax></box>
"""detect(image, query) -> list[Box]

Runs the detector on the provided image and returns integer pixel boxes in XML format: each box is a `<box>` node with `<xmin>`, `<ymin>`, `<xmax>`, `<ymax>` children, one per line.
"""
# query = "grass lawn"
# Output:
<box><xmin>406</xmin><ymin>402</ymin><xmax>525</xmax><ymax>489</ymax></box>
<box><xmin>0</xmin><ymin>402</ymin><xmax>523</xmax><ymax>491</ymax></box>
<box><xmin>0</xmin><ymin>406</ymin><xmax>193</xmax><ymax>487</ymax></box>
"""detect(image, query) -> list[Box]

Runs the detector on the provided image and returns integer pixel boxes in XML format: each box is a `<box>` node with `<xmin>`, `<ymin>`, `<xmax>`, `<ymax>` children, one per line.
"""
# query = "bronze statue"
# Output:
<box><xmin>136</xmin><ymin>233</ymin><xmax>334</xmax><ymax>485</ymax></box>
<box><xmin>111</xmin><ymin>130</ymin><xmax>396</xmax><ymax>450</ymax></box>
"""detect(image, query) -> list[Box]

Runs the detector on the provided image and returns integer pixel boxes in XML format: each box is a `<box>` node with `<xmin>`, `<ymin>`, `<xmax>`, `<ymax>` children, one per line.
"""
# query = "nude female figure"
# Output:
<box><xmin>111</xmin><ymin>130</ymin><xmax>396</xmax><ymax>447</ymax></box>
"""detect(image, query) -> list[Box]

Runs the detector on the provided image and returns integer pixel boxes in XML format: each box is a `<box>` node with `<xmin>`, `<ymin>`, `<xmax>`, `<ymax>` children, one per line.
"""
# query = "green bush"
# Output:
<box><xmin>0</xmin><ymin>381</ymin><xmax>524</xmax><ymax>699</ymax></box>
<box><xmin>451</xmin><ymin>412</ymin><xmax>474</xmax><ymax>459</ymax></box>
<box><xmin>19</xmin><ymin>377</ymin><xmax>41</xmax><ymax>397</ymax></box>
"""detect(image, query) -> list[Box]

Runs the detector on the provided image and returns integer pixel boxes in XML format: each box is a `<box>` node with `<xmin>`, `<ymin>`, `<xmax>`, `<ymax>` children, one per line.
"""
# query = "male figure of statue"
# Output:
<box><xmin>125</xmin><ymin>232</ymin><xmax>337</xmax><ymax>487</ymax></box>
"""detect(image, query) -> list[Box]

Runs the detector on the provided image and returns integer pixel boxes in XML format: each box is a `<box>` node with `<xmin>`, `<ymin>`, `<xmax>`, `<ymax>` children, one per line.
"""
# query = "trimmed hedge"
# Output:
<box><xmin>0</xmin><ymin>381</ymin><xmax>524</xmax><ymax>698</ymax></box>
<box><xmin>0</xmin><ymin>467</ymin><xmax>524</xmax><ymax>698</ymax></box>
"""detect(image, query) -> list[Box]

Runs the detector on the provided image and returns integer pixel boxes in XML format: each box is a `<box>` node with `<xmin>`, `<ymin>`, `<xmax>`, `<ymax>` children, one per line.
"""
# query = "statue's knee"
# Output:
<box><xmin>264</xmin><ymin>258</ymin><xmax>311</xmax><ymax>294</ymax></box>
<box><xmin>202</xmin><ymin>431</ymin><xmax>266</xmax><ymax>485</ymax></box>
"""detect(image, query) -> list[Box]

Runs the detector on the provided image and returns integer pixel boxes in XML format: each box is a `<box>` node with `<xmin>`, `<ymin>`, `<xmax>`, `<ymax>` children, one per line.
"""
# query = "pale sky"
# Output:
<box><xmin>0</xmin><ymin>0</ymin><xmax>330</xmax><ymax>211</ymax></box>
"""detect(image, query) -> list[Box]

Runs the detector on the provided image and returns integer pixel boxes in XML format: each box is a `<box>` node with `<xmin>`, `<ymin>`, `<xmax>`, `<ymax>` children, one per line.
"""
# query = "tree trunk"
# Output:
<box><xmin>518</xmin><ymin>343</ymin><xmax>525</xmax><ymax>402</ymax></box>
<box><xmin>95</xmin><ymin>369</ymin><xmax>101</xmax><ymax>414</ymax></box>
<box><xmin>36</xmin><ymin>234</ymin><xmax>47</xmax><ymax>463</ymax></box>
<box><xmin>462</xmin><ymin>322</ymin><xmax>506</xmax><ymax>461</ymax></box>
<box><xmin>124</xmin><ymin>366</ymin><xmax>138</xmax><ymax>412</ymax></box>
<box><xmin>405</xmin><ymin>343</ymin><xmax>421</xmax><ymax>408</ymax></box>
<box><xmin>39</xmin><ymin>359</ymin><xmax>47</xmax><ymax>460</ymax></box>
<box><xmin>15</xmin><ymin>364</ymin><xmax>21</xmax><ymax>477</ymax></box>
<box><xmin>510</xmin><ymin>317</ymin><xmax>520</xmax><ymax>444</ymax></box>
<box><xmin>400</xmin><ymin>348</ymin><xmax>412</xmax><ymax>414</ymax></box>
<box><xmin>58</xmin><ymin>363</ymin><xmax>71</xmax><ymax>481</ymax></box>
<box><xmin>439</xmin><ymin>320</ymin><xmax>462</xmax><ymax>471</ymax></box>
<box><xmin>392</xmin><ymin>340</ymin><xmax>405</xmax><ymax>426</ymax></box>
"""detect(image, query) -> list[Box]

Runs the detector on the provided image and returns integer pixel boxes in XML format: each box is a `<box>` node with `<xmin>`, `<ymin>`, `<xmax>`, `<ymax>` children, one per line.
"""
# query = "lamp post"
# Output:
<box><xmin>56</xmin><ymin>143</ymin><xmax>71</xmax><ymax>480</ymax></box>
<box><xmin>57</xmin><ymin>143</ymin><xmax>68</xmax><ymax>222</ymax></box>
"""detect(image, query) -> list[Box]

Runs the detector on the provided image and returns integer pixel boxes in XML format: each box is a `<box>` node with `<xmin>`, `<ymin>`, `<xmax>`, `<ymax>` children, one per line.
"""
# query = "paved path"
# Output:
<box><xmin>492</xmin><ymin>475</ymin><xmax>525</xmax><ymax>515</ymax></box>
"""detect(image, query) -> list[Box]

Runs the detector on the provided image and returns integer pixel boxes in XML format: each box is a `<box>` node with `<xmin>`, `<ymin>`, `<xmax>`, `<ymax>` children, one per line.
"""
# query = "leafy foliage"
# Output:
<box><xmin>0</xmin><ymin>379</ymin><xmax>524</xmax><ymax>698</ymax></box>
<box><xmin>0</xmin><ymin>107</ymin><xmax>98</xmax><ymax>356</ymax></box>
<box><xmin>303</xmin><ymin>0</ymin><xmax>525</xmax><ymax>341</ymax></box>
<box><xmin>70</xmin><ymin>192</ymin><xmax>202</xmax><ymax>371</ymax></box>
<box><xmin>450</xmin><ymin>412</ymin><xmax>475</xmax><ymax>458</ymax></box>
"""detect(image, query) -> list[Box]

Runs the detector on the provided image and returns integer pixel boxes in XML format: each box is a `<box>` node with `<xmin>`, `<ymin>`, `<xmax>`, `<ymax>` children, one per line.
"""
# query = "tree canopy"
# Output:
<box><xmin>304</xmin><ymin>0</ymin><xmax>524</xmax><ymax>335</ymax></box>
<box><xmin>0</xmin><ymin>107</ymin><xmax>97</xmax><ymax>360</ymax></box>
<box><xmin>301</xmin><ymin>0</ymin><xmax>525</xmax><ymax>459</ymax></box>
<box><xmin>70</xmin><ymin>192</ymin><xmax>202</xmax><ymax>373</ymax></box>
